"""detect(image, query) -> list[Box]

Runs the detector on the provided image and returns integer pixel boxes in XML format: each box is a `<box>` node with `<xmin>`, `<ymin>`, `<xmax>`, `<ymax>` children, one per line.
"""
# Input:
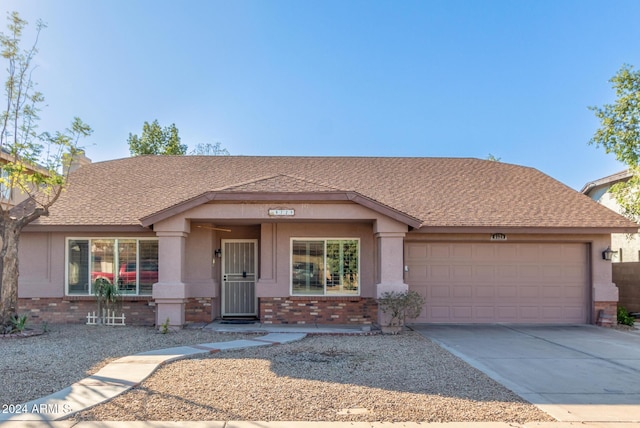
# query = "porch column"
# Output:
<box><xmin>374</xmin><ymin>220</ymin><xmax>409</xmax><ymax>326</ymax></box>
<box><xmin>153</xmin><ymin>220</ymin><xmax>190</xmax><ymax>327</ymax></box>
<box><xmin>256</xmin><ymin>223</ymin><xmax>278</xmax><ymax>295</ymax></box>
<box><xmin>375</xmin><ymin>231</ymin><xmax>408</xmax><ymax>296</ymax></box>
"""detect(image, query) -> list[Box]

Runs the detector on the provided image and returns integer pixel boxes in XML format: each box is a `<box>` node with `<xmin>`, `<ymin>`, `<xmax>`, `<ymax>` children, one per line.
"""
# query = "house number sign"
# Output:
<box><xmin>268</xmin><ymin>208</ymin><xmax>295</xmax><ymax>216</ymax></box>
<box><xmin>490</xmin><ymin>233</ymin><xmax>507</xmax><ymax>241</ymax></box>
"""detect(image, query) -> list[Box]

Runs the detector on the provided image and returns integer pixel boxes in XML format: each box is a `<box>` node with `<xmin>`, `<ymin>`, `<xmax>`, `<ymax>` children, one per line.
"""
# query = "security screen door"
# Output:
<box><xmin>221</xmin><ymin>239</ymin><xmax>258</xmax><ymax>317</ymax></box>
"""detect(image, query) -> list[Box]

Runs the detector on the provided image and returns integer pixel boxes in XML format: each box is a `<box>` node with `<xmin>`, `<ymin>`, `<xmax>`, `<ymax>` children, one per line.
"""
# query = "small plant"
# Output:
<box><xmin>93</xmin><ymin>278</ymin><xmax>121</xmax><ymax>325</ymax></box>
<box><xmin>41</xmin><ymin>321</ymin><xmax>49</xmax><ymax>333</ymax></box>
<box><xmin>618</xmin><ymin>306</ymin><xmax>635</xmax><ymax>326</ymax></box>
<box><xmin>10</xmin><ymin>313</ymin><xmax>28</xmax><ymax>333</ymax></box>
<box><xmin>160</xmin><ymin>317</ymin><xmax>170</xmax><ymax>334</ymax></box>
<box><xmin>377</xmin><ymin>290</ymin><xmax>425</xmax><ymax>334</ymax></box>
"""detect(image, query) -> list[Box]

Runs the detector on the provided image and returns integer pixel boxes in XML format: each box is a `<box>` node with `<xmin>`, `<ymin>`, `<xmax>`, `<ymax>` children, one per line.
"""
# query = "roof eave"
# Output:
<box><xmin>412</xmin><ymin>225</ymin><xmax>639</xmax><ymax>234</ymax></box>
<box><xmin>580</xmin><ymin>170</ymin><xmax>633</xmax><ymax>194</ymax></box>
<box><xmin>23</xmin><ymin>224</ymin><xmax>152</xmax><ymax>233</ymax></box>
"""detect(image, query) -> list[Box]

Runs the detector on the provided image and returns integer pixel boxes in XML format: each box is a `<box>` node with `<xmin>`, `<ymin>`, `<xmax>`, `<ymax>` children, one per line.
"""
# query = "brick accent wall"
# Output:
<box><xmin>185</xmin><ymin>297</ymin><xmax>214</xmax><ymax>323</ymax></box>
<box><xmin>18</xmin><ymin>297</ymin><xmax>156</xmax><ymax>326</ymax></box>
<box><xmin>259</xmin><ymin>297</ymin><xmax>377</xmax><ymax>325</ymax></box>
<box><xmin>594</xmin><ymin>301</ymin><xmax>618</xmax><ymax>327</ymax></box>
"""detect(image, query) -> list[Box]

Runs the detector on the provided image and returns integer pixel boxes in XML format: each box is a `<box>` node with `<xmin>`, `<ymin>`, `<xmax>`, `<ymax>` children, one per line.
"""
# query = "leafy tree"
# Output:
<box><xmin>189</xmin><ymin>142</ymin><xmax>230</xmax><ymax>156</ymax></box>
<box><xmin>589</xmin><ymin>64</ymin><xmax>640</xmax><ymax>219</ymax></box>
<box><xmin>128</xmin><ymin>120</ymin><xmax>186</xmax><ymax>155</ymax></box>
<box><xmin>0</xmin><ymin>12</ymin><xmax>92</xmax><ymax>328</ymax></box>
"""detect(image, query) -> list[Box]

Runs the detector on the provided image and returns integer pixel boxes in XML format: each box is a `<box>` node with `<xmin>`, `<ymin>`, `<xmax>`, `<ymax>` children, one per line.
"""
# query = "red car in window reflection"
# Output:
<box><xmin>91</xmin><ymin>261</ymin><xmax>158</xmax><ymax>290</ymax></box>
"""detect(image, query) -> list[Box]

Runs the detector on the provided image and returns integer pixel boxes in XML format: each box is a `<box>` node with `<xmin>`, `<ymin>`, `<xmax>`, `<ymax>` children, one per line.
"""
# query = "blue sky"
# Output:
<box><xmin>2</xmin><ymin>0</ymin><xmax>639</xmax><ymax>190</ymax></box>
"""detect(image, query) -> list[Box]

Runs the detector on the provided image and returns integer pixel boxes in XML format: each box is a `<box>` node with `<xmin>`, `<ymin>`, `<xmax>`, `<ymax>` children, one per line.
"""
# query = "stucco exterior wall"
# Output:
<box><xmin>19</xmin><ymin>232</ymin><xmax>64</xmax><ymax>298</ymax></box>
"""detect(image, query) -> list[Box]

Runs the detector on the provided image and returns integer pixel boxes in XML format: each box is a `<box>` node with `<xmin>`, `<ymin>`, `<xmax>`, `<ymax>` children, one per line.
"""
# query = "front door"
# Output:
<box><xmin>221</xmin><ymin>239</ymin><xmax>258</xmax><ymax>317</ymax></box>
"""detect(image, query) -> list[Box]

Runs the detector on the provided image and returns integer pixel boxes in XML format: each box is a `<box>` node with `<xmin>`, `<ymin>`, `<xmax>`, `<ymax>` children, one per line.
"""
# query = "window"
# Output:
<box><xmin>66</xmin><ymin>238</ymin><xmax>158</xmax><ymax>296</ymax></box>
<box><xmin>291</xmin><ymin>239</ymin><xmax>359</xmax><ymax>296</ymax></box>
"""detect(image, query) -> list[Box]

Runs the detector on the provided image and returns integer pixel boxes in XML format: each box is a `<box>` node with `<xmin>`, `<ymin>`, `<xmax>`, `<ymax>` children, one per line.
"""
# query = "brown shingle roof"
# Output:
<box><xmin>30</xmin><ymin>156</ymin><xmax>637</xmax><ymax>231</ymax></box>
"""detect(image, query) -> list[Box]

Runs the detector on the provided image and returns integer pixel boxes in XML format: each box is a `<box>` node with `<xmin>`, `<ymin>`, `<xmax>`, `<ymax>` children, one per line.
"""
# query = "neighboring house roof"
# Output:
<box><xmin>29</xmin><ymin>156</ymin><xmax>638</xmax><ymax>231</ymax></box>
<box><xmin>580</xmin><ymin>170</ymin><xmax>633</xmax><ymax>194</ymax></box>
<box><xmin>1</xmin><ymin>146</ymin><xmax>54</xmax><ymax>208</ymax></box>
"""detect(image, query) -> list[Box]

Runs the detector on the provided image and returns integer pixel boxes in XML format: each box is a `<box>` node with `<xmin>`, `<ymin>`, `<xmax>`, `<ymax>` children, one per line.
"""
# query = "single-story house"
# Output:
<box><xmin>17</xmin><ymin>155</ymin><xmax>638</xmax><ymax>326</ymax></box>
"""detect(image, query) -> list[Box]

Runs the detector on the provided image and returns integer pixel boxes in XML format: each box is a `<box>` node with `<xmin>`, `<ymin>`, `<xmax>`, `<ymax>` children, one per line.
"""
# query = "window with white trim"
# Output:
<box><xmin>66</xmin><ymin>238</ymin><xmax>158</xmax><ymax>296</ymax></box>
<box><xmin>291</xmin><ymin>239</ymin><xmax>359</xmax><ymax>296</ymax></box>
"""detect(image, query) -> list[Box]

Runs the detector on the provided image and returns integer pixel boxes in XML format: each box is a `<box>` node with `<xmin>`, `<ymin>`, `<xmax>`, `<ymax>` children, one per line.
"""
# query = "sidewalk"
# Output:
<box><xmin>1</xmin><ymin>420</ymin><xmax>640</xmax><ymax>427</ymax></box>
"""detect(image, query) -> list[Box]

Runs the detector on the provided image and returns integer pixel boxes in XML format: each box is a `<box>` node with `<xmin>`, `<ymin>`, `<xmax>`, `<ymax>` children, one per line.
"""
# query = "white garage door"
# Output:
<box><xmin>405</xmin><ymin>242</ymin><xmax>589</xmax><ymax>324</ymax></box>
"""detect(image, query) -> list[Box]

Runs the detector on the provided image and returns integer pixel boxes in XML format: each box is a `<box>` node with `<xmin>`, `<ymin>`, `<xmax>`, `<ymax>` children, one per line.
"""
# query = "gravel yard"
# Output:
<box><xmin>52</xmin><ymin>328</ymin><xmax>555</xmax><ymax>423</ymax></box>
<box><xmin>0</xmin><ymin>324</ymin><xmax>251</xmax><ymax>405</ymax></box>
<box><xmin>0</xmin><ymin>324</ymin><xmax>554</xmax><ymax>423</ymax></box>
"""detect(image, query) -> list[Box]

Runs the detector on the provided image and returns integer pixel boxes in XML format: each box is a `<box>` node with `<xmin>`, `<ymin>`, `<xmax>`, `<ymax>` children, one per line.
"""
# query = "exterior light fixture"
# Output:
<box><xmin>602</xmin><ymin>246</ymin><xmax>617</xmax><ymax>261</ymax></box>
<box><xmin>214</xmin><ymin>248</ymin><xmax>222</xmax><ymax>258</ymax></box>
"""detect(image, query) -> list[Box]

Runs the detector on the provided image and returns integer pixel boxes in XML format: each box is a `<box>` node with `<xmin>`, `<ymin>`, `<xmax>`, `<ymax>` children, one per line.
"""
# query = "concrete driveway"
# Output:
<box><xmin>413</xmin><ymin>324</ymin><xmax>640</xmax><ymax>423</ymax></box>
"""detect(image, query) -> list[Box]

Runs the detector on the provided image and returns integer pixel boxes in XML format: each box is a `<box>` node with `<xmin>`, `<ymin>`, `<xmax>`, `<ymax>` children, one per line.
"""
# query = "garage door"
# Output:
<box><xmin>405</xmin><ymin>242</ymin><xmax>589</xmax><ymax>324</ymax></box>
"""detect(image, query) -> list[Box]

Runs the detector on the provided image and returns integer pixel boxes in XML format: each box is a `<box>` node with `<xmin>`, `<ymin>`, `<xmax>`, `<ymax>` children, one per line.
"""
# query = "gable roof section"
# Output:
<box><xmin>30</xmin><ymin>156</ymin><xmax>638</xmax><ymax>232</ymax></box>
<box><xmin>139</xmin><ymin>189</ymin><xmax>423</xmax><ymax>228</ymax></box>
<box><xmin>139</xmin><ymin>173</ymin><xmax>422</xmax><ymax>227</ymax></box>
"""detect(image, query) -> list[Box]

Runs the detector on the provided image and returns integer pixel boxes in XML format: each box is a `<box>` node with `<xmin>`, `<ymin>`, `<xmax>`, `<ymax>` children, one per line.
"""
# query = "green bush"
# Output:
<box><xmin>377</xmin><ymin>290</ymin><xmax>425</xmax><ymax>327</ymax></box>
<box><xmin>618</xmin><ymin>306</ymin><xmax>635</xmax><ymax>326</ymax></box>
<box><xmin>10</xmin><ymin>313</ymin><xmax>28</xmax><ymax>333</ymax></box>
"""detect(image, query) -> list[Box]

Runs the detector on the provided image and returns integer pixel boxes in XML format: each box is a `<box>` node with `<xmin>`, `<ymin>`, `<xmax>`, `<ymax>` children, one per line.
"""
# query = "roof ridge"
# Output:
<box><xmin>218</xmin><ymin>174</ymin><xmax>343</xmax><ymax>192</ymax></box>
<box><xmin>277</xmin><ymin>173</ymin><xmax>344</xmax><ymax>191</ymax></box>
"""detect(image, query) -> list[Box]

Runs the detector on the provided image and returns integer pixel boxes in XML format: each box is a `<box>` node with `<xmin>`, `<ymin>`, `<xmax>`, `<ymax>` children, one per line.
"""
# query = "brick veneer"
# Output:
<box><xmin>18</xmin><ymin>297</ymin><xmax>156</xmax><ymax>326</ymax></box>
<box><xmin>185</xmin><ymin>297</ymin><xmax>214</xmax><ymax>323</ymax></box>
<box><xmin>594</xmin><ymin>301</ymin><xmax>618</xmax><ymax>327</ymax></box>
<box><xmin>259</xmin><ymin>296</ymin><xmax>377</xmax><ymax>324</ymax></box>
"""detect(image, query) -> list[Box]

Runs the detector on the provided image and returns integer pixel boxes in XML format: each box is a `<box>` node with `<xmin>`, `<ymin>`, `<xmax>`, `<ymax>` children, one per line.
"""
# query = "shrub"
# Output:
<box><xmin>93</xmin><ymin>278</ymin><xmax>121</xmax><ymax>324</ymax></box>
<box><xmin>10</xmin><ymin>313</ymin><xmax>28</xmax><ymax>333</ymax></box>
<box><xmin>160</xmin><ymin>317</ymin><xmax>170</xmax><ymax>334</ymax></box>
<box><xmin>377</xmin><ymin>290</ymin><xmax>425</xmax><ymax>327</ymax></box>
<box><xmin>618</xmin><ymin>306</ymin><xmax>635</xmax><ymax>326</ymax></box>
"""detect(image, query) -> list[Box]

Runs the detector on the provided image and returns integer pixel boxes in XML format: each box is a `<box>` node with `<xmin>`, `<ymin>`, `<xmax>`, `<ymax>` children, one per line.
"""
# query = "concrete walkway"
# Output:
<box><xmin>200</xmin><ymin>320</ymin><xmax>374</xmax><ymax>334</ymax></box>
<box><xmin>413</xmin><ymin>324</ymin><xmax>640</xmax><ymax>424</ymax></box>
<box><xmin>0</xmin><ymin>332</ymin><xmax>307</xmax><ymax>423</ymax></box>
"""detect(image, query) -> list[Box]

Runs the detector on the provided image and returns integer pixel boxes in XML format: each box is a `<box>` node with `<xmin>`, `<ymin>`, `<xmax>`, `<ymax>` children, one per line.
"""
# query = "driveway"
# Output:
<box><xmin>413</xmin><ymin>324</ymin><xmax>640</xmax><ymax>423</ymax></box>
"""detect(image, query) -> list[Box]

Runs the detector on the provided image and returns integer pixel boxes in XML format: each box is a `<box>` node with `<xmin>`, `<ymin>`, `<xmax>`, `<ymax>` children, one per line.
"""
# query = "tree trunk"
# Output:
<box><xmin>0</xmin><ymin>221</ymin><xmax>22</xmax><ymax>327</ymax></box>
